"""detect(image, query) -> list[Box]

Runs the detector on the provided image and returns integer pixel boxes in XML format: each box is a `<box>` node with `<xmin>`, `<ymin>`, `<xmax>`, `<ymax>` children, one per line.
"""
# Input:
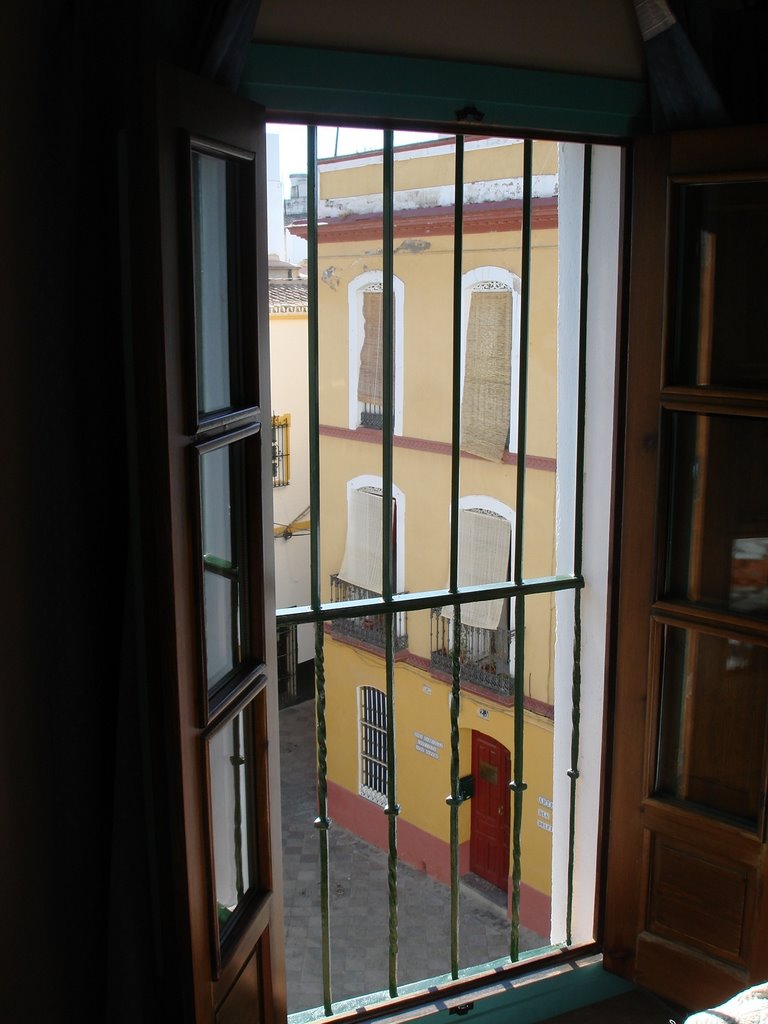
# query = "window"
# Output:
<box><xmin>461</xmin><ymin>268</ymin><xmax>521</xmax><ymax>459</ymax></box>
<box><xmin>276</xmin><ymin>621</ymin><xmax>298</xmax><ymax>707</ymax></box>
<box><xmin>273</xmin><ymin>128</ymin><xmax>622</xmax><ymax>1017</ymax></box>
<box><xmin>434</xmin><ymin>498</ymin><xmax>515</xmax><ymax>695</ymax></box>
<box><xmin>349</xmin><ymin>271</ymin><xmax>405</xmax><ymax>433</ymax></box>
<box><xmin>271</xmin><ymin>411</ymin><xmax>290</xmax><ymax>486</ymax></box>
<box><xmin>331</xmin><ymin>476</ymin><xmax>407</xmax><ymax>648</ymax></box>
<box><xmin>359</xmin><ymin>685</ymin><xmax>388</xmax><ymax>805</ymax></box>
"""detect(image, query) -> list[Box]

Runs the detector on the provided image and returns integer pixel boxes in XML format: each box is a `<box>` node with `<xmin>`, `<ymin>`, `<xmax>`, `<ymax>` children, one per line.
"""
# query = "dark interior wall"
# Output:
<box><xmin>252</xmin><ymin>0</ymin><xmax>645</xmax><ymax>79</ymax></box>
<box><xmin>3</xmin><ymin>4</ymin><xmax>134</xmax><ymax>1019</ymax></box>
<box><xmin>1</xmin><ymin>2</ymin><xmax>216</xmax><ymax>1019</ymax></box>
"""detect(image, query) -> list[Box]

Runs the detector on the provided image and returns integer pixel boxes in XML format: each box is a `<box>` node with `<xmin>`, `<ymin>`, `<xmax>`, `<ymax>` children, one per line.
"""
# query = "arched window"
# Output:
<box><xmin>438</xmin><ymin>496</ymin><xmax>516</xmax><ymax>694</ymax></box>
<box><xmin>331</xmin><ymin>476</ymin><xmax>407</xmax><ymax>648</ymax></box>
<box><xmin>460</xmin><ymin>267</ymin><xmax>521</xmax><ymax>460</ymax></box>
<box><xmin>348</xmin><ymin>271</ymin><xmax>405</xmax><ymax>434</ymax></box>
<box><xmin>337</xmin><ymin>475</ymin><xmax>405</xmax><ymax>595</ymax></box>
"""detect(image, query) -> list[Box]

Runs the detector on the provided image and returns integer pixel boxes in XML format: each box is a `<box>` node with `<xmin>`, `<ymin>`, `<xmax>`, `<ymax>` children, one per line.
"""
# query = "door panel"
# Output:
<box><xmin>603</xmin><ymin>127</ymin><xmax>768</xmax><ymax>1010</ymax></box>
<box><xmin>131</xmin><ymin>64</ymin><xmax>284</xmax><ymax>1023</ymax></box>
<box><xmin>470</xmin><ymin>732</ymin><xmax>510</xmax><ymax>890</ymax></box>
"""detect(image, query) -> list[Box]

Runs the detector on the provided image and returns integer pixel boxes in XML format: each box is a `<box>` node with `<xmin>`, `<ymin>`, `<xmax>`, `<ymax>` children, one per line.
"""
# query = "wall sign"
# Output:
<box><xmin>414</xmin><ymin>731</ymin><xmax>443</xmax><ymax>760</ymax></box>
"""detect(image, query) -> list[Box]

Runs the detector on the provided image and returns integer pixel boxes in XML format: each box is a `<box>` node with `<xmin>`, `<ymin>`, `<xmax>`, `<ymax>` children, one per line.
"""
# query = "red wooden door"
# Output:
<box><xmin>470</xmin><ymin>732</ymin><xmax>511</xmax><ymax>891</ymax></box>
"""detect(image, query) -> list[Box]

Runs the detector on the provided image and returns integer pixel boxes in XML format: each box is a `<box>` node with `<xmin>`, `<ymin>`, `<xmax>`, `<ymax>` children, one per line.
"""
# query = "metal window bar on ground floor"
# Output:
<box><xmin>276</xmin><ymin>126</ymin><xmax>592</xmax><ymax>1016</ymax></box>
<box><xmin>272</xmin><ymin>413</ymin><xmax>291</xmax><ymax>487</ymax></box>
<box><xmin>360</xmin><ymin>685</ymin><xmax>389</xmax><ymax>804</ymax></box>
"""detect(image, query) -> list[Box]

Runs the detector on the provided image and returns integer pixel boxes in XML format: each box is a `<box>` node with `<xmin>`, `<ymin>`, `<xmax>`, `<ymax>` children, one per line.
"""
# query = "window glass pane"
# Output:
<box><xmin>665</xmin><ymin>413</ymin><xmax>768</xmax><ymax>619</ymax></box>
<box><xmin>656</xmin><ymin>626</ymin><xmax>768</xmax><ymax>827</ymax></box>
<box><xmin>200</xmin><ymin>444</ymin><xmax>245</xmax><ymax>692</ymax></box>
<box><xmin>522</xmin><ymin>139</ymin><xmax>561</xmax><ymax>580</ymax></box>
<box><xmin>192</xmin><ymin>150</ymin><xmax>235</xmax><ymax>415</ymax></box>
<box><xmin>209</xmin><ymin>706</ymin><xmax>257</xmax><ymax>942</ymax></box>
<box><xmin>391</xmin><ymin>131</ymin><xmax>454</xmax><ymax>595</ymax></box>
<box><xmin>670</xmin><ymin>180</ymin><xmax>768</xmax><ymax>389</ymax></box>
<box><xmin>317</xmin><ymin>129</ymin><xmax>384</xmax><ymax>599</ymax></box>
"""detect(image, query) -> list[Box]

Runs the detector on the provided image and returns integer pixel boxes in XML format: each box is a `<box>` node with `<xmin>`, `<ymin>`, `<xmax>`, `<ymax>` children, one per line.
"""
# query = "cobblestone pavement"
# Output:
<box><xmin>279</xmin><ymin>700</ymin><xmax>546</xmax><ymax>1016</ymax></box>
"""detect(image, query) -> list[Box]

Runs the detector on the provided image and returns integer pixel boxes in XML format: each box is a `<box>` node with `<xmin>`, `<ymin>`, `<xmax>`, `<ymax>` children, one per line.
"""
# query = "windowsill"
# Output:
<box><xmin>289</xmin><ymin>951</ymin><xmax>633</xmax><ymax>1024</ymax></box>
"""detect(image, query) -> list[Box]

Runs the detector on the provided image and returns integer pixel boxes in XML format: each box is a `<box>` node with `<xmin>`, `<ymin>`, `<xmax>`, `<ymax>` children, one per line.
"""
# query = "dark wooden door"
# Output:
<box><xmin>470</xmin><ymin>732</ymin><xmax>511</xmax><ymax>891</ymax></box>
<box><xmin>131</xmin><ymin>64</ymin><xmax>285</xmax><ymax>1023</ymax></box>
<box><xmin>603</xmin><ymin>127</ymin><xmax>768</xmax><ymax>1011</ymax></box>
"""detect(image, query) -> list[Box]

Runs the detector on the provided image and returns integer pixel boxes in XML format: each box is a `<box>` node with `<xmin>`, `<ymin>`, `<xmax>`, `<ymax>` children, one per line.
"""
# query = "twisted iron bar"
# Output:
<box><xmin>447</xmin><ymin>601</ymin><xmax>463</xmax><ymax>979</ymax></box>
<box><xmin>313</xmin><ymin>621</ymin><xmax>333</xmax><ymax>1014</ymax></box>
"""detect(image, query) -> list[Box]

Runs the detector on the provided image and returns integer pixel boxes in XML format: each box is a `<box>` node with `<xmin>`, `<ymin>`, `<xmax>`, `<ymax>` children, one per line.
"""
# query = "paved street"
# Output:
<box><xmin>279</xmin><ymin>700</ymin><xmax>546</xmax><ymax>1015</ymax></box>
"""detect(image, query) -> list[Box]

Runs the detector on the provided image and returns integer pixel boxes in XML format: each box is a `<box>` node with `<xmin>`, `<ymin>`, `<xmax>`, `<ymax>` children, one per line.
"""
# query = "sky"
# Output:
<box><xmin>267</xmin><ymin>122</ymin><xmax>444</xmax><ymax>197</ymax></box>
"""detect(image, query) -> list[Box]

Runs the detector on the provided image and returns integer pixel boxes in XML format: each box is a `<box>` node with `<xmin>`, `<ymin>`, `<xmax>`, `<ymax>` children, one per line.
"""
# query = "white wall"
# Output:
<box><xmin>270</xmin><ymin>314</ymin><xmax>313</xmax><ymax>664</ymax></box>
<box><xmin>266</xmin><ymin>132</ymin><xmax>285</xmax><ymax>260</ymax></box>
<box><xmin>551</xmin><ymin>143</ymin><xmax>622</xmax><ymax>945</ymax></box>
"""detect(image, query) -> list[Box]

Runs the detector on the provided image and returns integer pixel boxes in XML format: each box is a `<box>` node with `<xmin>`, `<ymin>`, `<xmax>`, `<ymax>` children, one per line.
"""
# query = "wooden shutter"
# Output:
<box><xmin>603</xmin><ymin>126</ymin><xmax>768</xmax><ymax>1011</ymax></box>
<box><xmin>130</xmin><ymin>63</ymin><xmax>285</xmax><ymax>1024</ymax></box>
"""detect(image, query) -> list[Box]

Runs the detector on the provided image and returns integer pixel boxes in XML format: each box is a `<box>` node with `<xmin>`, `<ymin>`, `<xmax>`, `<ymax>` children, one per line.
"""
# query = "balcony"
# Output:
<box><xmin>360</xmin><ymin>402</ymin><xmax>383</xmax><ymax>429</ymax></box>
<box><xmin>329</xmin><ymin>575</ymin><xmax>408</xmax><ymax>651</ymax></box>
<box><xmin>430</xmin><ymin>607</ymin><xmax>515</xmax><ymax>697</ymax></box>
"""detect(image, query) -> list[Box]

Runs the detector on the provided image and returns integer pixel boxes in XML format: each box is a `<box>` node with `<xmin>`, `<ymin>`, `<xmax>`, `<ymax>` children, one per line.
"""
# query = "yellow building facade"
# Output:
<box><xmin>293</xmin><ymin>137</ymin><xmax>560</xmax><ymax>935</ymax></box>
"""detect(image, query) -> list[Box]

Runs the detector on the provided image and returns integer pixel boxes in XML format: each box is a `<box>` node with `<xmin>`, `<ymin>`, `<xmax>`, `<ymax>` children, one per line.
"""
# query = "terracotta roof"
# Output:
<box><xmin>269</xmin><ymin>279</ymin><xmax>308</xmax><ymax>313</ymax></box>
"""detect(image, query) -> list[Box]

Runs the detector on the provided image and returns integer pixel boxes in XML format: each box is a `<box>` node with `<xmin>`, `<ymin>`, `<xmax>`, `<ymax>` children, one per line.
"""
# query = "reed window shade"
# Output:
<box><xmin>357</xmin><ymin>290</ymin><xmax>384</xmax><ymax>406</ymax></box>
<box><xmin>461</xmin><ymin>289</ymin><xmax>513</xmax><ymax>461</ymax></box>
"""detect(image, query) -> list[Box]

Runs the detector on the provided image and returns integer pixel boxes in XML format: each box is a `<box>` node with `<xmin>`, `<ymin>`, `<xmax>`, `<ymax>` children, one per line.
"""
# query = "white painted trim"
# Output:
<box><xmin>458</xmin><ymin>493</ymin><xmax>515</xmax><ymax>524</ymax></box>
<box><xmin>460</xmin><ymin>267</ymin><xmax>521</xmax><ymax>454</ymax></box>
<box><xmin>347</xmin><ymin>474</ymin><xmax>406</xmax><ymax>592</ymax></box>
<box><xmin>320</xmin><ymin>175</ymin><xmax>558</xmax><ymax>220</ymax></box>
<box><xmin>348</xmin><ymin>271</ymin><xmax>405</xmax><ymax>435</ymax></box>
<box><xmin>551</xmin><ymin>143</ymin><xmax>621</xmax><ymax>948</ymax></box>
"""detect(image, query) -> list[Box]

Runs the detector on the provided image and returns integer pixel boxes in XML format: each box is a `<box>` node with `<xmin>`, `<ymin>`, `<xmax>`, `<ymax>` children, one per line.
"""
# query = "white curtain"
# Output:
<box><xmin>338</xmin><ymin>488</ymin><xmax>383</xmax><ymax>594</ymax></box>
<box><xmin>443</xmin><ymin>508</ymin><xmax>511</xmax><ymax>629</ymax></box>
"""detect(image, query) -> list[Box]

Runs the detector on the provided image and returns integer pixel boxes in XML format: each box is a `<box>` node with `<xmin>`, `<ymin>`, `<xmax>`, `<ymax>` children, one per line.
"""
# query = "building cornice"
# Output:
<box><xmin>289</xmin><ymin>196</ymin><xmax>558</xmax><ymax>243</ymax></box>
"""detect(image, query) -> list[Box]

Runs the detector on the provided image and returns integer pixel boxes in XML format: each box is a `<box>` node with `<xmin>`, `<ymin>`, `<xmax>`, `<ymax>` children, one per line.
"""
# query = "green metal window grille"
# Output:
<box><xmin>275</xmin><ymin>128</ymin><xmax>592</xmax><ymax>1016</ymax></box>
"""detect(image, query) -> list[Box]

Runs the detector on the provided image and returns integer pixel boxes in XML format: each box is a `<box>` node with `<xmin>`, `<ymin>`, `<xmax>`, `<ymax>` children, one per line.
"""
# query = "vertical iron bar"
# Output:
<box><xmin>307</xmin><ymin>126</ymin><xmax>321</xmax><ymax>614</ymax></box>
<box><xmin>509</xmin><ymin>138</ymin><xmax>533</xmax><ymax>962</ymax></box>
<box><xmin>381</xmin><ymin>130</ymin><xmax>400</xmax><ymax>998</ymax></box>
<box><xmin>307</xmin><ymin>125</ymin><xmax>333</xmax><ymax>1014</ymax></box>
<box><xmin>382</xmin><ymin>130</ymin><xmax>395</xmax><ymax>603</ymax></box>
<box><xmin>446</xmin><ymin>134</ymin><xmax>465</xmax><ymax>981</ymax></box>
<box><xmin>314</xmin><ymin>622</ymin><xmax>332</xmax><ymax>1013</ymax></box>
<box><xmin>566</xmin><ymin>144</ymin><xmax>592</xmax><ymax>946</ymax></box>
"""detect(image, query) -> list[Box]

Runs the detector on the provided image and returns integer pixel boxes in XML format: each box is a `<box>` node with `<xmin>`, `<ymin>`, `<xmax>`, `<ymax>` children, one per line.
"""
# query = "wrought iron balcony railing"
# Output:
<box><xmin>360</xmin><ymin>402</ymin><xmax>383</xmax><ymax>429</ymax></box>
<box><xmin>329</xmin><ymin>575</ymin><xmax>408</xmax><ymax>651</ymax></box>
<box><xmin>430</xmin><ymin>607</ymin><xmax>515</xmax><ymax>697</ymax></box>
